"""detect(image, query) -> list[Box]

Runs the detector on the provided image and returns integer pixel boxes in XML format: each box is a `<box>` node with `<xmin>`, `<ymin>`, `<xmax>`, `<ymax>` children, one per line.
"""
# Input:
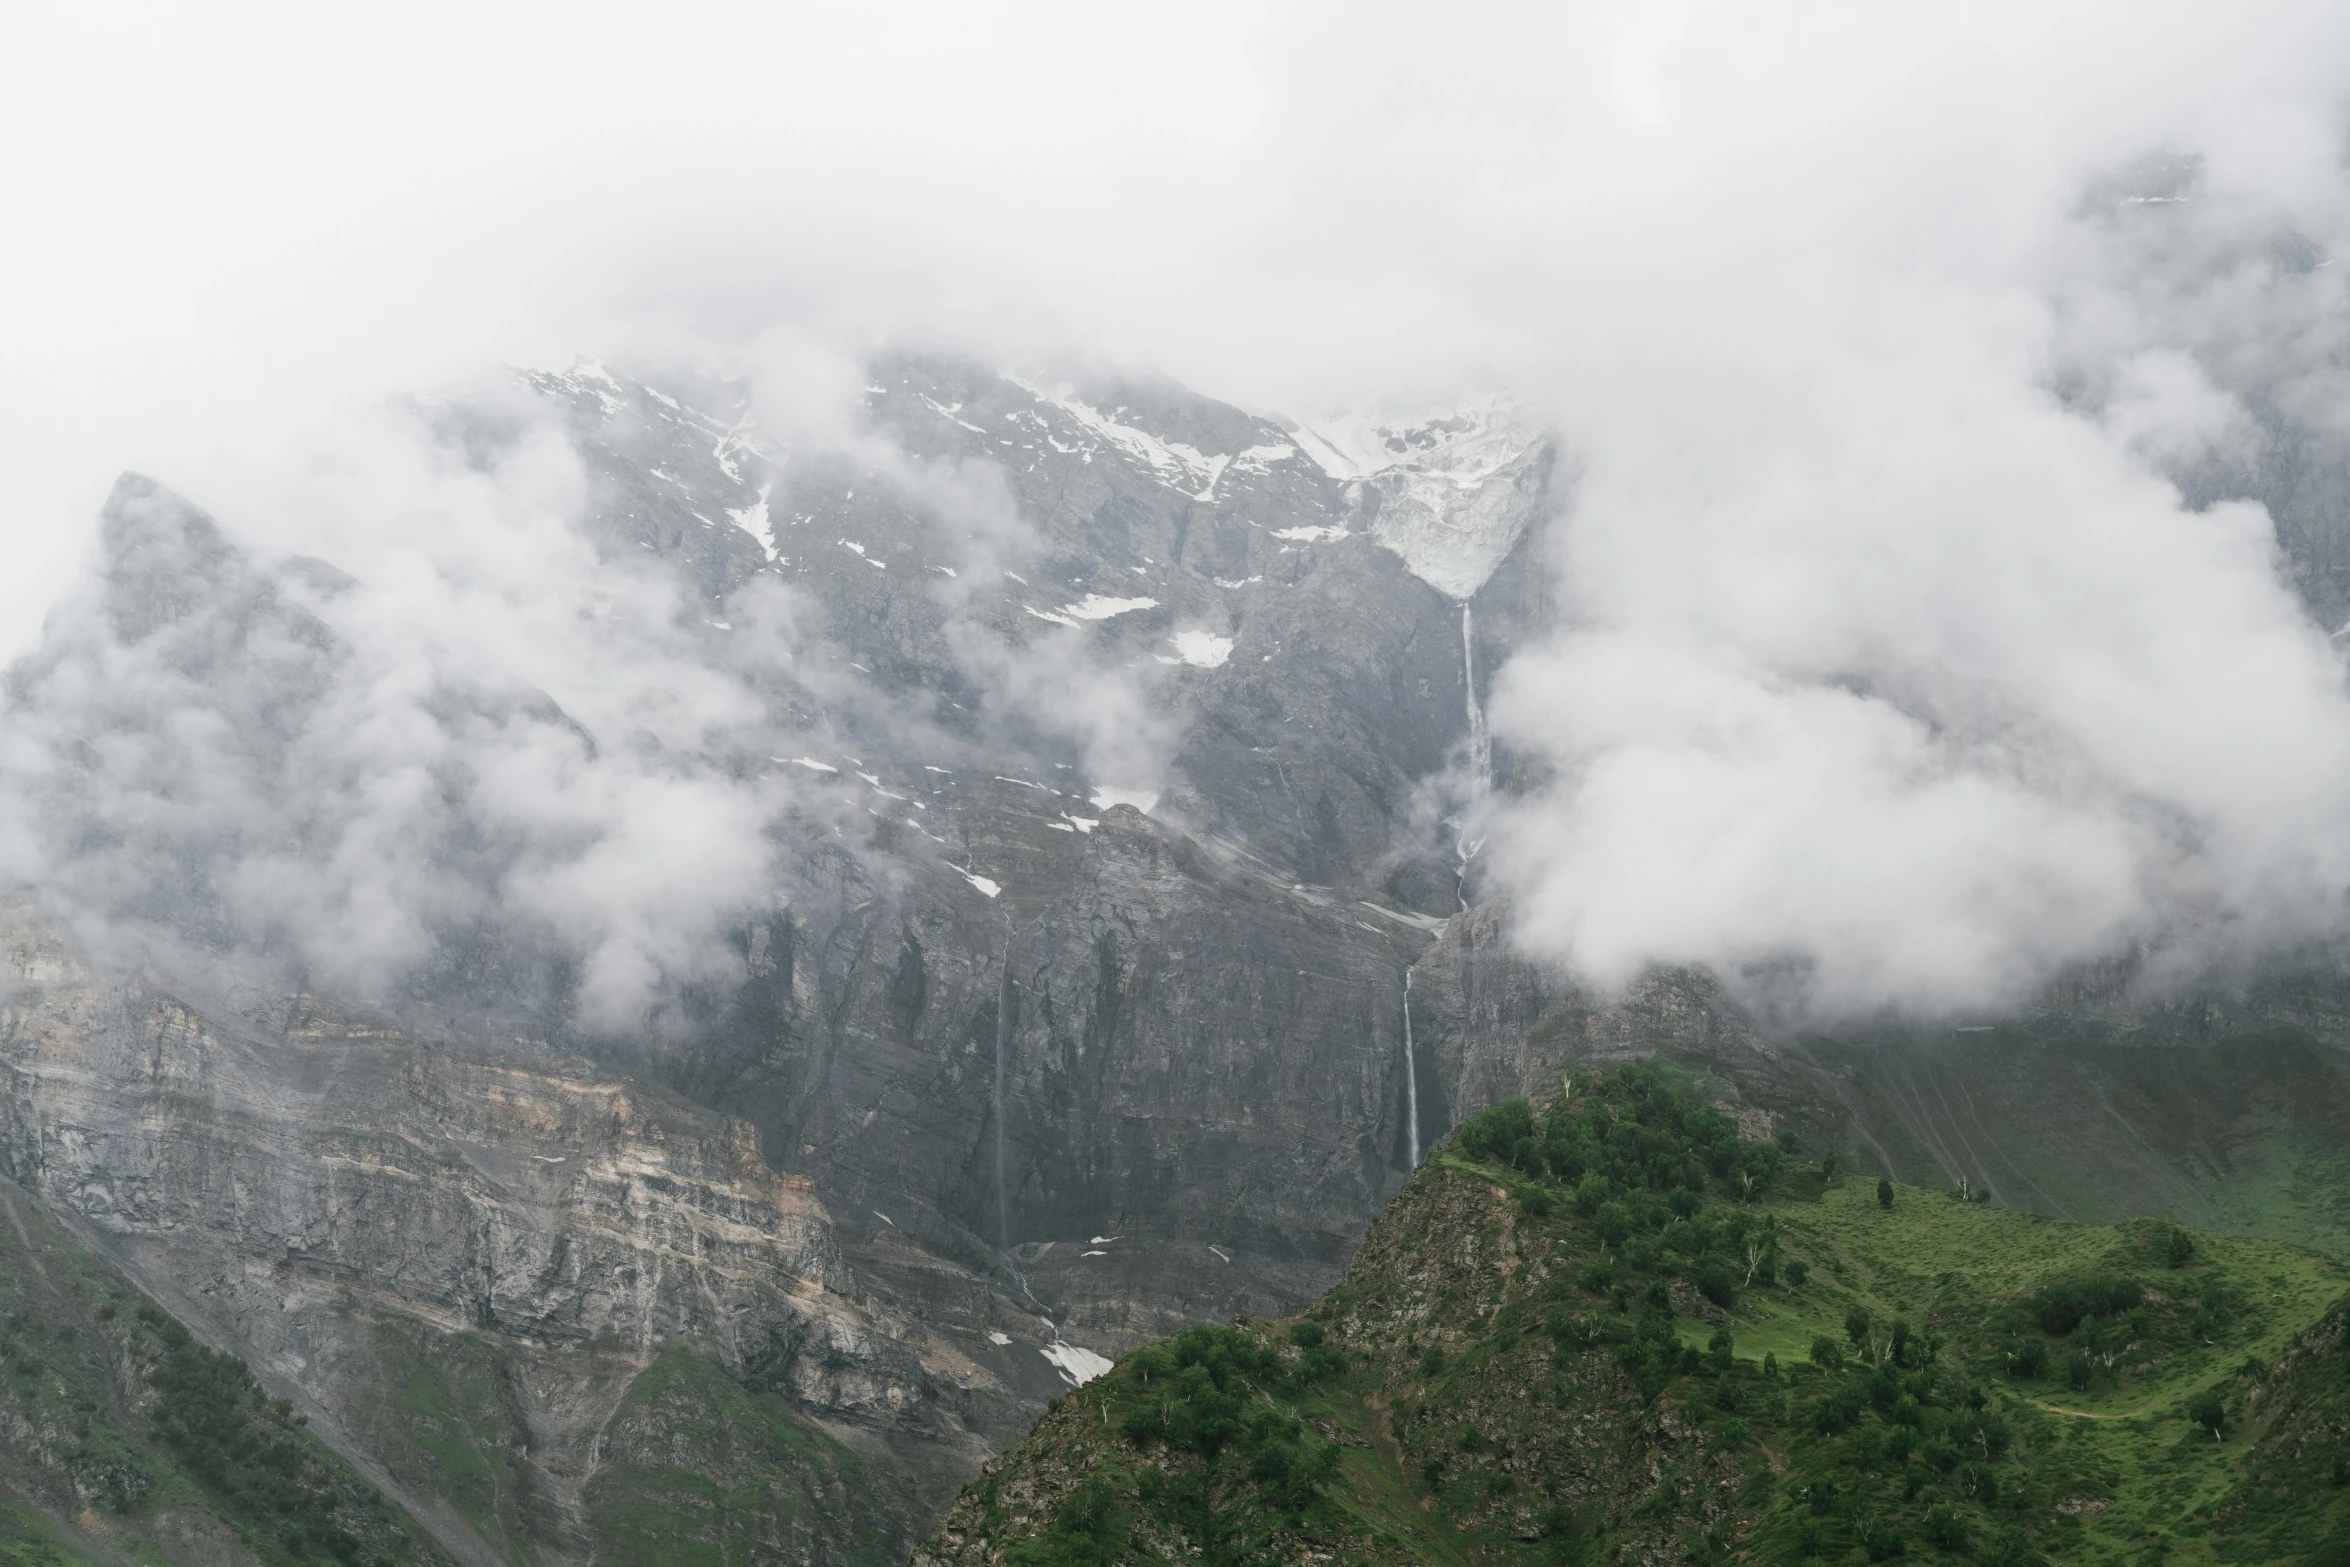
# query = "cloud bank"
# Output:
<box><xmin>6</xmin><ymin>1</ymin><xmax>2350</xmax><ymax>1019</ymax></box>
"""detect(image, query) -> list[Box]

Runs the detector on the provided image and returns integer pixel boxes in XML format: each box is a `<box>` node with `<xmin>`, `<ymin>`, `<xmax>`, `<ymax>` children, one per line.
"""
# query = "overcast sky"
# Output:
<box><xmin>7</xmin><ymin>1</ymin><xmax>2350</xmax><ymax>1015</ymax></box>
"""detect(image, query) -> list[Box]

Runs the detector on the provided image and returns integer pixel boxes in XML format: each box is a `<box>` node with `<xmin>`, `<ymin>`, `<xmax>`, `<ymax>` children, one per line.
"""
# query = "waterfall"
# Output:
<box><xmin>1454</xmin><ymin>603</ymin><xmax>1489</xmax><ymax>911</ymax></box>
<box><xmin>1461</xmin><ymin>603</ymin><xmax>1489</xmax><ymax>797</ymax></box>
<box><xmin>993</xmin><ymin>954</ymin><xmax>1016</xmax><ymax>1252</ymax></box>
<box><xmin>1403</xmin><ymin>965</ymin><xmax>1421</xmax><ymax>1168</ymax></box>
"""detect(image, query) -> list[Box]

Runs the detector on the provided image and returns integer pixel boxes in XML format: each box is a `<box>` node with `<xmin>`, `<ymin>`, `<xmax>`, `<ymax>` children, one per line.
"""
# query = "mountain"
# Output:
<box><xmin>0</xmin><ymin>357</ymin><xmax>1557</xmax><ymax>1564</ymax></box>
<box><xmin>6</xmin><ymin>350</ymin><xmax>2350</xmax><ymax>1564</ymax></box>
<box><xmin>917</xmin><ymin>1063</ymin><xmax>2350</xmax><ymax>1565</ymax></box>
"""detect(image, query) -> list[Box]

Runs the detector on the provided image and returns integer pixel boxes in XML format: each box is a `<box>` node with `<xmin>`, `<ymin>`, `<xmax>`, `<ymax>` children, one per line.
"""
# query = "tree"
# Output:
<box><xmin>1821</xmin><ymin>1154</ymin><xmax>1837</xmax><ymax>1179</ymax></box>
<box><xmin>1876</xmin><ymin>1176</ymin><xmax>1895</xmax><ymax>1209</ymax></box>
<box><xmin>2186</xmin><ymin>1388</ymin><xmax>2226</xmax><ymax>1441</ymax></box>
<box><xmin>1846</xmin><ymin>1305</ymin><xmax>1874</xmax><ymax>1350</ymax></box>
<box><xmin>2166</xmin><ymin>1227</ymin><xmax>2196</xmax><ymax>1269</ymax></box>
<box><xmin>1708</xmin><ymin>1328</ymin><xmax>1734</xmax><ymax>1374</ymax></box>
<box><xmin>1810</xmin><ymin>1335</ymin><xmax>1845</xmax><ymax>1371</ymax></box>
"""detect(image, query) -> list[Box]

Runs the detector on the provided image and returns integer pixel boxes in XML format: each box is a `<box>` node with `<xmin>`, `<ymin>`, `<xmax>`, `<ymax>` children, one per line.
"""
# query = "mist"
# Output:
<box><xmin>7</xmin><ymin>1</ymin><xmax>2350</xmax><ymax>1022</ymax></box>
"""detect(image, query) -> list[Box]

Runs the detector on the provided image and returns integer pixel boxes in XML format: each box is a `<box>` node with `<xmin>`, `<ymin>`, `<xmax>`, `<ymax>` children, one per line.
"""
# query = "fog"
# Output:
<box><xmin>6</xmin><ymin>1</ymin><xmax>2350</xmax><ymax>1019</ymax></box>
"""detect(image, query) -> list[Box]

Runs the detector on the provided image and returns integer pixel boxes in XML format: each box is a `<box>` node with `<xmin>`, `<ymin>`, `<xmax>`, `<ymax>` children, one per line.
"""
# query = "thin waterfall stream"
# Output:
<box><xmin>1403</xmin><ymin>965</ymin><xmax>1420</xmax><ymax>1168</ymax></box>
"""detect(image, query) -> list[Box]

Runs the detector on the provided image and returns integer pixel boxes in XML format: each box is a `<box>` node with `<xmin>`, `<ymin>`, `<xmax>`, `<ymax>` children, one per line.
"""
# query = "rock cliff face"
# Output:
<box><xmin>0</xmin><ymin>908</ymin><xmax>1030</xmax><ymax>1561</ymax></box>
<box><xmin>0</xmin><ymin>357</ymin><xmax>1564</xmax><ymax>1561</ymax></box>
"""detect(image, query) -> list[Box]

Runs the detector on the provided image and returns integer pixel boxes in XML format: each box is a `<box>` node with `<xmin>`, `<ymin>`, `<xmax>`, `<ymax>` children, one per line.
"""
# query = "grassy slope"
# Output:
<box><xmin>920</xmin><ymin>1066</ymin><xmax>2350</xmax><ymax>1566</ymax></box>
<box><xmin>583</xmin><ymin>1344</ymin><xmax>900</xmax><ymax>1567</ymax></box>
<box><xmin>338</xmin><ymin>1319</ymin><xmax>907</xmax><ymax>1567</ymax></box>
<box><xmin>1798</xmin><ymin>1029</ymin><xmax>2350</xmax><ymax>1260</ymax></box>
<box><xmin>0</xmin><ymin>1179</ymin><xmax>454</xmax><ymax>1567</ymax></box>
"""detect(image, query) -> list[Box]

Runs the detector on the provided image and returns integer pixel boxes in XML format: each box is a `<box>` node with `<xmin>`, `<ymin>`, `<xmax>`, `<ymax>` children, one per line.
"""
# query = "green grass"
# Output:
<box><xmin>581</xmin><ymin>1345</ymin><xmax>896</xmax><ymax>1567</ymax></box>
<box><xmin>342</xmin><ymin>1318</ymin><xmax>549</xmax><ymax>1566</ymax></box>
<box><xmin>1799</xmin><ymin>1028</ymin><xmax>2350</xmax><ymax>1260</ymax></box>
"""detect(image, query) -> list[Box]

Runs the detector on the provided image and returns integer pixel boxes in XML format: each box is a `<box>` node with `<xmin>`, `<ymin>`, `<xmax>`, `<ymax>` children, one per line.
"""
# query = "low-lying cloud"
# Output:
<box><xmin>6</xmin><ymin>1</ymin><xmax>2350</xmax><ymax>1021</ymax></box>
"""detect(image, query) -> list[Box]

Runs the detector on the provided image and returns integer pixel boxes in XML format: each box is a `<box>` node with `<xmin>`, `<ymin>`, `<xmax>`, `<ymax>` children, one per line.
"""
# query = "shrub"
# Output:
<box><xmin>1983</xmin><ymin>1528</ymin><xmax>2042</xmax><ymax>1567</ymax></box>
<box><xmin>1695</xmin><ymin>1260</ymin><xmax>1738</xmax><ymax>1309</ymax></box>
<box><xmin>2030</xmin><ymin>1276</ymin><xmax>2144</xmax><ymax>1336</ymax></box>
<box><xmin>1810</xmin><ymin>1336</ymin><xmax>1845</xmax><ymax>1371</ymax></box>
<box><xmin>1008</xmin><ymin>1476</ymin><xmax>1129</xmax><ymax>1567</ymax></box>
<box><xmin>1922</xmin><ymin>1504</ymin><xmax>1968</xmax><ymax>1552</ymax></box>
<box><xmin>2186</xmin><ymin>1388</ymin><xmax>2226</xmax><ymax>1439</ymax></box>
<box><xmin>1854</xmin><ymin>1510</ymin><xmax>1907</xmax><ymax>1561</ymax></box>
<box><xmin>1812</xmin><ymin>1385</ymin><xmax>1864</xmax><ymax>1434</ymax></box>
<box><xmin>2165</xmin><ymin>1228</ymin><xmax>2196</xmax><ymax>1268</ymax></box>
<box><xmin>1877</xmin><ymin>1177</ymin><xmax>1895</xmax><ymax>1209</ymax></box>
<box><xmin>1459</xmin><ymin>1100</ymin><xmax>1537</xmax><ymax>1166</ymax></box>
<box><xmin>2066</xmin><ymin>1351</ymin><xmax>2093</xmax><ymax>1391</ymax></box>
<box><xmin>1785</xmin><ymin>1258</ymin><xmax>1810</xmax><ymax>1287</ymax></box>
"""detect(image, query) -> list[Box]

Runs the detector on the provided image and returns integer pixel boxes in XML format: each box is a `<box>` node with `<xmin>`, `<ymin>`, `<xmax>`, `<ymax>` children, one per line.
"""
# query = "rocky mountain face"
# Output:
<box><xmin>0</xmin><ymin>358</ymin><xmax>1560</xmax><ymax>1562</ymax></box>
<box><xmin>8</xmin><ymin>344</ymin><xmax>2350</xmax><ymax>1565</ymax></box>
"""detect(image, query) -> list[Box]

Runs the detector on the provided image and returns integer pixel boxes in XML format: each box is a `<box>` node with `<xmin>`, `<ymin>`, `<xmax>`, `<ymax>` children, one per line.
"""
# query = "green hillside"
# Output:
<box><xmin>0</xmin><ymin>1179</ymin><xmax>454</xmax><ymax>1567</ymax></box>
<box><xmin>1798</xmin><ymin>1028</ymin><xmax>2350</xmax><ymax>1260</ymax></box>
<box><xmin>918</xmin><ymin>1063</ymin><xmax>2350</xmax><ymax>1566</ymax></box>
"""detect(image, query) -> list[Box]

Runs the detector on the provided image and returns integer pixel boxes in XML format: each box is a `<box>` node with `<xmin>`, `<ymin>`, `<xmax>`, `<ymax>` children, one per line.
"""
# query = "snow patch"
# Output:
<box><xmin>956</xmin><ymin>868</ymin><xmax>1002</xmax><ymax>899</ymax></box>
<box><xmin>1058</xmin><ymin>594</ymin><xmax>1158</xmax><ymax>621</ymax></box>
<box><xmin>1291</xmin><ymin>398</ymin><xmax>1544</xmax><ymax>600</ymax></box>
<box><xmin>1169</xmin><ymin>631</ymin><xmax>1234</xmax><ymax>668</ymax></box>
<box><xmin>919</xmin><ymin>394</ymin><xmax>987</xmax><ymax>434</ymax></box>
<box><xmin>1008</xmin><ymin>376</ymin><xmax>1232</xmax><ymax>501</ymax></box>
<box><xmin>1271</xmin><ymin>525</ymin><xmax>1350</xmax><ymax>543</ymax></box>
<box><xmin>838</xmin><ymin>540</ymin><xmax>886</xmax><ymax>569</ymax></box>
<box><xmin>727</xmin><ymin>483</ymin><xmax>777</xmax><ymax>559</ymax></box>
<box><xmin>1233</xmin><ymin>442</ymin><xmax>1296</xmax><ymax>470</ymax></box>
<box><xmin>1091</xmin><ymin>787</ymin><xmax>1158</xmax><ymax>814</ymax></box>
<box><xmin>780</xmin><ymin>757</ymin><xmax>837</xmax><ymax>773</ymax></box>
<box><xmin>987</xmin><ymin>1331</ymin><xmax>1012</xmax><ymax>1346</ymax></box>
<box><xmin>1043</xmin><ymin>1341</ymin><xmax>1115</xmax><ymax>1387</ymax></box>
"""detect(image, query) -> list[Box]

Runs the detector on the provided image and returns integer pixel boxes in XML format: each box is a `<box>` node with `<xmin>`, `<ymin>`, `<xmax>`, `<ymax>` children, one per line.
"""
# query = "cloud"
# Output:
<box><xmin>0</xmin><ymin>405</ymin><xmax>836</xmax><ymax>1028</ymax></box>
<box><xmin>4</xmin><ymin>0</ymin><xmax>2350</xmax><ymax>1019</ymax></box>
